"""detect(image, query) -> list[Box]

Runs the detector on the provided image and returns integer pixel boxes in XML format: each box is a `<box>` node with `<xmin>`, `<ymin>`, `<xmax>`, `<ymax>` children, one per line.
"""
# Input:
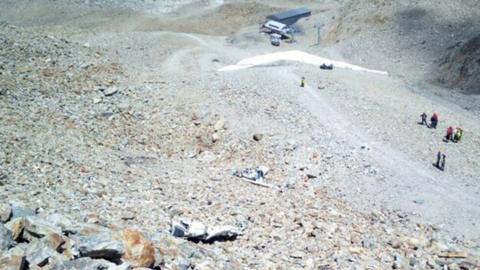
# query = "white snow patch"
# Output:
<box><xmin>218</xmin><ymin>50</ymin><xmax>388</xmax><ymax>75</ymax></box>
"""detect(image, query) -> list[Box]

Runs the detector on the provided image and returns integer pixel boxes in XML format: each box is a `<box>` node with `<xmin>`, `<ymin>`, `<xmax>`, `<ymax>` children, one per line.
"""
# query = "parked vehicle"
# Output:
<box><xmin>270</xmin><ymin>33</ymin><xmax>281</xmax><ymax>46</ymax></box>
<box><xmin>261</xmin><ymin>20</ymin><xmax>291</xmax><ymax>37</ymax></box>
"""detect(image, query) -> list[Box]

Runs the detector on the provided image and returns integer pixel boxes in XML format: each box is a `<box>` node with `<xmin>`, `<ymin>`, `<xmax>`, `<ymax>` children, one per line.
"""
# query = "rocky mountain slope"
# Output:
<box><xmin>0</xmin><ymin>1</ymin><xmax>479</xmax><ymax>269</ymax></box>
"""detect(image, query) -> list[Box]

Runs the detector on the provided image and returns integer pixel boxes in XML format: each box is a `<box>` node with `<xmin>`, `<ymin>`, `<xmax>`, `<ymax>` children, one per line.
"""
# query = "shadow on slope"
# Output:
<box><xmin>393</xmin><ymin>4</ymin><xmax>480</xmax><ymax>95</ymax></box>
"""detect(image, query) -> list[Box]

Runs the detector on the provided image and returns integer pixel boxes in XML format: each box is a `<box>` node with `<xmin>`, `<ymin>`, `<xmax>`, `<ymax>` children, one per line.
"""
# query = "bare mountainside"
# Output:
<box><xmin>0</xmin><ymin>1</ymin><xmax>479</xmax><ymax>269</ymax></box>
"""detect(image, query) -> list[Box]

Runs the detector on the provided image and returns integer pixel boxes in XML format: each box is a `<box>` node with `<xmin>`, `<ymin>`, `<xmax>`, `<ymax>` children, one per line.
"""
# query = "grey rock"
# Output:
<box><xmin>413</xmin><ymin>199</ymin><xmax>425</xmax><ymax>205</ymax></box>
<box><xmin>0</xmin><ymin>204</ymin><xmax>12</xmax><ymax>222</ymax></box>
<box><xmin>10</xmin><ymin>206</ymin><xmax>35</xmax><ymax>219</ymax></box>
<box><xmin>45</xmin><ymin>213</ymin><xmax>74</xmax><ymax>232</ymax></box>
<box><xmin>5</xmin><ymin>216</ymin><xmax>62</xmax><ymax>241</ymax></box>
<box><xmin>75</xmin><ymin>232</ymin><xmax>124</xmax><ymax>261</ymax></box>
<box><xmin>361</xmin><ymin>237</ymin><xmax>376</xmax><ymax>249</ymax></box>
<box><xmin>62</xmin><ymin>257</ymin><xmax>120</xmax><ymax>270</ymax></box>
<box><xmin>103</xmin><ymin>86</ymin><xmax>119</xmax><ymax>97</ymax></box>
<box><xmin>0</xmin><ymin>224</ymin><xmax>14</xmax><ymax>251</ymax></box>
<box><xmin>24</xmin><ymin>239</ymin><xmax>57</xmax><ymax>267</ymax></box>
<box><xmin>213</xmin><ymin>118</ymin><xmax>225</xmax><ymax>131</ymax></box>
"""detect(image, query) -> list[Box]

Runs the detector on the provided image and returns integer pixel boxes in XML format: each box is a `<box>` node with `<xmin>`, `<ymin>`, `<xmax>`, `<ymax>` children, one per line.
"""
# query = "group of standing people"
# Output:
<box><xmin>419</xmin><ymin>112</ymin><xmax>464</xmax><ymax>171</ymax></box>
<box><xmin>444</xmin><ymin>126</ymin><xmax>463</xmax><ymax>143</ymax></box>
<box><xmin>420</xmin><ymin>112</ymin><xmax>438</xmax><ymax>128</ymax></box>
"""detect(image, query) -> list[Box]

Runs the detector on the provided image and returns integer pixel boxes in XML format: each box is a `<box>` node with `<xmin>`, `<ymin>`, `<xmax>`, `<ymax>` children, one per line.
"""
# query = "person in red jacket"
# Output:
<box><xmin>430</xmin><ymin>113</ymin><xmax>438</xmax><ymax>128</ymax></box>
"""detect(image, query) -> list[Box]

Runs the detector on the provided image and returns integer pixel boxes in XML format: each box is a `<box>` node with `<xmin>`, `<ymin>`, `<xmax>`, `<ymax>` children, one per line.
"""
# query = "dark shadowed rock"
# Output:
<box><xmin>253</xmin><ymin>133</ymin><xmax>264</xmax><ymax>141</ymax></box>
<box><xmin>62</xmin><ymin>257</ymin><xmax>121</xmax><ymax>270</ymax></box>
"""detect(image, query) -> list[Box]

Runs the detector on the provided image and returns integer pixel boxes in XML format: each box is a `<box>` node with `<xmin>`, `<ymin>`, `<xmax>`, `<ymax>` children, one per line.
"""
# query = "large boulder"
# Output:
<box><xmin>62</xmin><ymin>257</ymin><xmax>124</xmax><ymax>270</ymax></box>
<box><xmin>75</xmin><ymin>232</ymin><xmax>124</xmax><ymax>261</ymax></box>
<box><xmin>0</xmin><ymin>224</ymin><xmax>14</xmax><ymax>251</ymax></box>
<box><xmin>4</xmin><ymin>216</ymin><xmax>62</xmax><ymax>241</ymax></box>
<box><xmin>121</xmin><ymin>229</ymin><xmax>155</xmax><ymax>268</ymax></box>
<box><xmin>24</xmin><ymin>239</ymin><xmax>57</xmax><ymax>267</ymax></box>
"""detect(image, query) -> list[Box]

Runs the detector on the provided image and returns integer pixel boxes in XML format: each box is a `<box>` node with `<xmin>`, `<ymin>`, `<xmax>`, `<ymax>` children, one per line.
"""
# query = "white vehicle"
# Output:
<box><xmin>262</xmin><ymin>20</ymin><xmax>291</xmax><ymax>37</ymax></box>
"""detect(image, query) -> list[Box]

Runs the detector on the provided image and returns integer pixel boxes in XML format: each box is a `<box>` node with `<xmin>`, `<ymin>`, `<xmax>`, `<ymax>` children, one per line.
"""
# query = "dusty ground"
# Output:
<box><xmin>0</xmin><ymin>0</ymin><xmax>479</xmax><ymax>269</ymax></box>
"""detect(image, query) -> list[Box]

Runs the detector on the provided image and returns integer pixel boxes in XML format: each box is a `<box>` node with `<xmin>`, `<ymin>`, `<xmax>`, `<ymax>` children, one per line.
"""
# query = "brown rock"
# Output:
<box><xmin>45</xmin><ymin>233</ymin><xmax>65</xmax><ymax>252</ymax></box>
<box><xmin>121</xmin><ymin>229</ymin><xmax>155</xmax><ymax>268</ymax></box>
<box><xmin>6</xmin><ymin>218</ymin><xmax>25</xmax><ymax>241</ymax></box>
<box><xmin>0</xmin><ymin>255</ymin><xmax>28</xmax><ymax>270</ymax></box>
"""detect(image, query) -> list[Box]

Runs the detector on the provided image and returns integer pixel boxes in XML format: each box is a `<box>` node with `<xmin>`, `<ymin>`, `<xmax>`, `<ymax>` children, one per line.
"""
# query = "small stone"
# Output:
<box><xmin>93</xmin><ymin>97</ymin><xmax>102</xmax><ymax>104</ymax></box>
<box><xmin>212</xmin><ymin>133</ymin><xmax>220</xmax><ymax>143</ymax></box>
<box><xmin>361</xmin><ymin>237</ymin><xmax>376</xmax><ymax>249</ymax></box>
<box><xmin>349</xmin><ymin>247</ymin><xmax>363</xmax><ymax>254</ymax></box>
<box><xmin>213</xmin><ymin>118</ymin><xmax>225</xmax><ymax>131</ymax></box>
<box><xmin>253</xmin><ymin>133</ymin><xmax>263</xmax><ymax>141</ymax></box>
<box><xmin>290</xmin><ymin>251</ymin><xmax>305</xmax><ymax>259</ymax></box>
<box><xmin>103</xmin><ymin>86</ymin><xmax>119</xmax><ymax>97</ymax></box>
<box><xmin>409</xmin><ymin>257</ymin><xmax>418</xmax><ymax>267</ymax></box>
<box><xmin>121</xmin><ymin>229</ymin><xmax>155</xmax><ymax>268</ymax></box>
<box><xmin>413</xmin><ymin>199</ymin><xmax>425</xmax><ymax>205</ymax></box>
<box><xmin>438</xmin><ymin>251</ymin><xmax>468</xmax><ymax>258</ymax></box>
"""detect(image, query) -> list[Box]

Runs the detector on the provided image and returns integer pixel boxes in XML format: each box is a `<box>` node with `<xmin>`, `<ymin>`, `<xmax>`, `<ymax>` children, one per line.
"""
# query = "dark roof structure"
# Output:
<box><xmin>266</xmin><ymin>7</ymin><xmax>311</xmax><ymax>26</ymax></box>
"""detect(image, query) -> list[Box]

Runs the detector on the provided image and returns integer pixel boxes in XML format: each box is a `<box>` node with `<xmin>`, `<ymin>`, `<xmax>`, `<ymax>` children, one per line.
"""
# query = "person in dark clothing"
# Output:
<box><xmin>430</xmin><ymin>113</ymin><xmax>438</xmax><ymax>129</ymax></box>
<box><xmin>300</xmin><ymin>77</ymin><xmax>305</xmax><ymax>87</ymax></box>
<box><xmin>440</xmin><ymin>154</ymin><xmax>446</xmax><ymax>171</ymax></box>
<box><xmin>435</xmin><ymin>151</ymin><xmax>442</xmax><ymax>168</ymax></box>
<box><xmin>420</xmin><ymin>112</ymin><xmax>428</xmax><ymax>126</ymax></box>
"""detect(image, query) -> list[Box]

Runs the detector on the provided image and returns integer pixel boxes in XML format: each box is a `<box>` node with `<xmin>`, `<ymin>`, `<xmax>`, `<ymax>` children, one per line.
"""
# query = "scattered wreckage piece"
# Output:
<box><xmin>233</xmin><ymin>166</ymin><xmax>273</xmax><ymax>188</ymax></box>
<box><xmin>171</xmin><ymin>220</ymin><xmax>242</xmax><ymax>244</ymax></box>
<box><xmin>320</xmin><ymin>63</ymin><xmax>334</xmax><ymax>70</ymax></box>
